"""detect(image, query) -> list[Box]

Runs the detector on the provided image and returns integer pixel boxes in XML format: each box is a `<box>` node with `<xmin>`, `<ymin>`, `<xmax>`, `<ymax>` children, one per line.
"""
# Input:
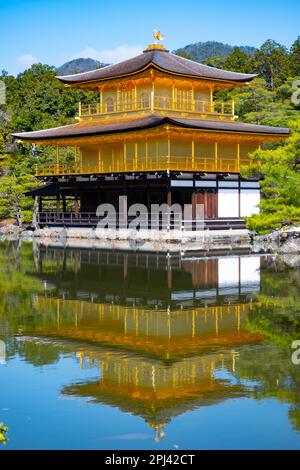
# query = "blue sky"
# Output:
<box><xmin>1</xmin><ymin>0</ymin><xmax>299</xmax><ymax>75</ymax></box>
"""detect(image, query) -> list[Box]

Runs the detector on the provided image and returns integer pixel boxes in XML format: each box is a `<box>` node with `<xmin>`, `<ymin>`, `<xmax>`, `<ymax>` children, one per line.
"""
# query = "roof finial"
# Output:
<box><xmin>145</xmin><ymin>30</ymin><xmax>168</xmax><ymax>52</ymax></box>
<box><xmin>153</xmin><ymin>29</ymin><xmax>165</xmax><ymax>43</ymax></box>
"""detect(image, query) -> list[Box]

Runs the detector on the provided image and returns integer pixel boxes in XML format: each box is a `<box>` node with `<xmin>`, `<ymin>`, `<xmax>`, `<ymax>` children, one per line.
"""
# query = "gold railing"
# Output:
<box><xmin>79</xmin><ymin>97</ymin><xmax>235</xmax><ymax>118</ymax></box>
<box><xmin>35</xmin><ymin>156</ymin><xmax>239</xmax><ymax>176</ymax></box>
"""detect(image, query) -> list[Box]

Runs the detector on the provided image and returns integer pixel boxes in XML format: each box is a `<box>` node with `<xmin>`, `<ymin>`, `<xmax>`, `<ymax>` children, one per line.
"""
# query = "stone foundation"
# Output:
<box><xmin>31</xmin><ymin>226</ymin><xmax>251</xmax><ymax>253</ymax></box>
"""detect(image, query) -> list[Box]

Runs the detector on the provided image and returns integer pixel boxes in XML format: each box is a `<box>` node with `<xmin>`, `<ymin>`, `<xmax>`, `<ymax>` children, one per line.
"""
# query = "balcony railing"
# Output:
<box><xmin>37</xmin><ymin>211</ymin><xmax>246</xmax><ymax>230</ymax></box>
<box><xmin>35</xmin><ymin>156</ymin><xmax>240</xmax><ymax>177</ymax></box>
<box><xmin>79</xmin><ymin>97</ymin><xmax>235</xmax><ymax>118</ymax></box>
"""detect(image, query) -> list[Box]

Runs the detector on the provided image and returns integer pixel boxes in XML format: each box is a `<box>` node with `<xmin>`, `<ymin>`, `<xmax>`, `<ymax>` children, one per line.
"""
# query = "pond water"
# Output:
<box><xmin>0</xmin><ymin>241</ymin><xmax>300</xmax><ymax>450</ymax></box>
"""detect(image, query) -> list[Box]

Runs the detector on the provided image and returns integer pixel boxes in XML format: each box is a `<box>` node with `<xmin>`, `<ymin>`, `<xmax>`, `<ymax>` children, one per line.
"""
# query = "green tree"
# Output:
<box><xmin>174</xmin><ymin>50</ymin><xmax>194</xmax><ymax>61</ymax></box>
<box><xmin>0</xmin><ymin>64</ymin><xmax>96</xmax><ymax>224</ymax></box>
<box><xmin>251</xmin><ymin>40</ymin><xmax>289</xmax><ymax>89</ymax></box>
<box><xmin>0</xmin><ymin>174</ymin><xmax>37</xmax><ymax>226</ymax></box>
<box><xmin>219</xmin><ymin>77</ymin><xmax>300</xmax><ymax>127</ymax></box>
<box><xmin>223</xmin><ymin>47</ymin><xmax>251</xmax><ymax>73</ymax></box>
<box><xmin>290</xmin><ymin>37</ymin><xmax>300</xmax><ymax>77</ymax></box>
<box><xmin>204</xmin><ymin>55</ymin><xmax>226</xmax><ymax>69</ymax></box>
<box><xmin>5</xmin><ymin>64</ymin><xmax>81</xmax><ymax>132</ymax></box>
<box><xmin>231</xmin><ymin>78</ymin><xmax>275</xmax><ymax>120</ymax></box>
<box><xmin>241</xmin><ymin>118</ymin><xmax>300</xmax><ymax>234</ymax></box>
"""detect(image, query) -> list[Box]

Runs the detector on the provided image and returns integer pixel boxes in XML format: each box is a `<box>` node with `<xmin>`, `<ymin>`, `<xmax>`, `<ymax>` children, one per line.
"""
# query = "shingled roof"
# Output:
<box><xmin>12</xmin><ymin>115</ymin><xmax>289</xmax><ymax>142</ymax></box>
<box><xmin>57</xmin><ymin>48</ymin><xmax>257</xmax><ymax>85</ymax></box>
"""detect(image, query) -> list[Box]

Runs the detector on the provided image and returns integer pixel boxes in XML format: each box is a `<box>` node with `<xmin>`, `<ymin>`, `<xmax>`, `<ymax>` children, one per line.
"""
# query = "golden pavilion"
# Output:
<box><xmin>13</xmin><ymin>35</ymin><xmax>289</xmax><ymax>229</ymax></box>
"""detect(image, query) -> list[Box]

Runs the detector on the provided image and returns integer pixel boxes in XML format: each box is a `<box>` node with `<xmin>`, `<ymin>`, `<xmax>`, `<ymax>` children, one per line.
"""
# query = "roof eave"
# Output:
<box><xmin>56</xmin><ymin>63</ymin><xmax>258</xmax><ymax>87</ymax></box>
<box><xmin>11</xmin><ymin>120</ymin><xmax>290</xmax><ymax>144</ymax></box>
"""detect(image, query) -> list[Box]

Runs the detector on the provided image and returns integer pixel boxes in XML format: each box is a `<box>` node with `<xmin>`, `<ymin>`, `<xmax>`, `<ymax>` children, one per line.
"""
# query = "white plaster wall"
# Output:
<box><xmin>240</xmin><ymin>190</ymin><xmax>260</xmax><ymax>217</ymax></box>
<box><xmin>218</xmin><ymin>189</ymin><xmax>239</xmax><ymax>217</ymax></box>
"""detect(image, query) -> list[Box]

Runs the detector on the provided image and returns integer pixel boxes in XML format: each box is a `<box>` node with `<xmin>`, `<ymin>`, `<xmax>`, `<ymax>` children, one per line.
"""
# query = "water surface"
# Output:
<box><xmin>1</xmin><ymin>242</ymin><xmax>300</xmax><ymax>449</ymax></box>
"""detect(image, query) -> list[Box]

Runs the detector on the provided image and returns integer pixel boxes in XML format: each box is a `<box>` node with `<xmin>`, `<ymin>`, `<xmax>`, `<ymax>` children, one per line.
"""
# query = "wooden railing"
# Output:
<box><xmin>37</xmin><ymin>211</ymin><xmax>246</xmax><ymax>230</ymax></box>
<box><xmin>79</xmin><ymin>97</ymin><xmax>235</xmax><ymax>118</ymax></box>
<box><xmin>35</xmin><ymin>156</ymin><xmax>240</xmax><ymax>176</ymax></box>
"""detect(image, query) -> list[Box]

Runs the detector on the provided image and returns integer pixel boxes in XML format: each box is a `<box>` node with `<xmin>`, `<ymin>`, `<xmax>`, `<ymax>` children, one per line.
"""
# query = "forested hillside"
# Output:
<box><xmin>0</xmin><ymin>37</ymin><xmax>300</xmax><ymax>232</ymax></box>
<box><xmin>58</xmin><ymin>58</ymin><xmax>107</xmax><ymax>75</ymax></box>
<box><xmin>174</xmin><ymin>41</ymin><xmax>256</xmax><ymax>62</ymax></box>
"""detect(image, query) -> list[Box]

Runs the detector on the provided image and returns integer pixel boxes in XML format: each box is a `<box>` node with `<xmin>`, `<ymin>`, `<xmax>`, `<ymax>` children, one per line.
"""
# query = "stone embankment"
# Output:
<box><xmin>0</xmin><ymin>224</ymin><xmax>251</xmax><ymax>253</ymax></box>
<box><xmin>252</xmin><ymin>226</ymin><xmax>300</xmax><ymax>254</ymax></box>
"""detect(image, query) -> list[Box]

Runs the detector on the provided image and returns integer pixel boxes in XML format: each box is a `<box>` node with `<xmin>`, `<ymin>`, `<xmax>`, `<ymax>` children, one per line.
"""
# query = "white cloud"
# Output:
<box><xmin>70</xmin><ymin>45</ymin><xmax>143</xmax><ymax>64</ymax></box>
<box><xmin>17</xmin><ymin>54</ymin><xmax>38</xmax><ymax>68</ymax></box>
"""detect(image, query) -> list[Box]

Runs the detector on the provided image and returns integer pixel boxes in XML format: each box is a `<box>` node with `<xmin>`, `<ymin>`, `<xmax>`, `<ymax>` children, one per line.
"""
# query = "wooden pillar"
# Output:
<box><xmin>146</xmin><ymin>138</ymin><xmax>148</xmax><ymax>169</ymax></box>
<box><xmin>74</xmin><ymin>145</ymin><xmax>78</xmax><ymax>174</ymax></box>
<box><xmin>167</xmin><ymin>132</ymin><xmax>171</xmax><ymax>169</ymax></box>
<box><xmin>124</xmin><ymin>141</ymin><xmax>127</xmax><ymax>172</ymax></box>
<box><xmin>210</xmin><ymin>87</ymin><xmax>214</xmax><ymax>112</ymax></box>
<box><xmin>99</xmin><ymin>87</ymin><xmax>103</xmax><ymax>113</ymax></box>
<box><xmin>172</xmin><ymin>80</ymin><xmax>175</xmax><ymax>109</ymax></box>
<box><xmin>74</xmin><ymin>197</ymin><xmax>79</xmax><ymax>218</ymax></box>
<box><xmin>32</xmin><ymin>196</ymin><xmax>39</xmax><ymax>228</ymax></box>
<box><xmin>150</xmin><ymin>73</ymin><xmax>155</xmax><ymax>111</ymax></box>
<box><xmin>56</xmin><ymin>144</ymin><xmax>59</xmax><ymax>174</ymax></box>
<box><xmin>134</xmin><ymin>84</ymin><xmax>137</xmax><ymax>109</ymax></box>
<box><xmin>98</xmin><ymin>147</ymin><xmax>101</xmax><ymax>173</ymax></box>
<box><xmin>237</xmin><ymin>143</ymin><xmax>240</xmax><ymax>172</ymax></box>
<box><xmin>112</xmin><ymin>148</ymin><xmax>115</xmax><ymax>173</ymax></box>
<box><xmin>191</xmin><ymin>83</ymin><xmax>194</xmax><ymax>111</ymax></box>
<box><xmin>167</xmin><ymin>189</ymin><xmax>172</xmax><ymax>231</ymax></box>
<box><xmin>38</xmin><ymin>196</ymin><xmax>43</xmax><ymax>212</ymax></box>
<box><xmin>116</xmin><ymin>86</ymin><xmax>120</xmax><ymax>111</ymax></box>
<box><xmin>74</xmin><ymin>187</ymin><xmax>79</xmax><ymax>218</ymax></box>
<box><xmin>56</xmin><ymin>195</ymin><xmax>60</xmax><ymax>214</ymax></box>
<box><xmin>62</xmin><ymin>195</ymin><xmax>66</xmax><ymax>213</ymax></box>
<box><xmin>147</xmin><ymin>183</ymin><xmax>151</xmax><ymax>214</ymax></box>
<box><xmin>238</xmin><ymin>178</ymin><xmax>241</xmax><ymax>218</ymax></box>
<box><xmin>191</xmin><ymin>188</ymin><xmax>199</xmax><ymax>219</ymax></box>
<box><xmin>192</xmin><ymin>140</ymin><xmax>195</xmax><ymax>170</ymax></box>
<box><xmin>214</xmin><ymin>142</ymin><xmax>218</xmax><ymax>171</ymax></box>
<box><xmin>134</xmin><ymin>143</ymin><xmax>138</xmax><ymax>170</ymax></box>
<box><xmin>79</xmin><ymin>146</ymin><xmax>82</xmax><ymax>172</ymax></box>
<box><xmin>167</xmin><ymin>190</ymin><xmax>172</xmax><ymax>206</ymax></box>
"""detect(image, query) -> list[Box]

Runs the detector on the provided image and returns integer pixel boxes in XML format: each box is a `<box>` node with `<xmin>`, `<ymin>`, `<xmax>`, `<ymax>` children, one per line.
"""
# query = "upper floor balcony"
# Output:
<box><xmin>34</xmin><ymin>139</ymin><xmax>255</xmax><ymax>177</ymax></box>
<box><xmin>78</xmin><ymin>95</ymin><xmax>235</xmax><ymax>122</ymax></box>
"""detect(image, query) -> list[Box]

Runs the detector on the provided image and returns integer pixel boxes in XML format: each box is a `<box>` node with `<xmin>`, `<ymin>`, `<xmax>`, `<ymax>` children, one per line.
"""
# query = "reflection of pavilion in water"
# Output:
<box><xmin>26</xmin><ymin>249</ymin><xmax>263</xmax><ymax>437</ymax></box>
<box><xmin>62</xmin><ymin>347</ymin><xmax>247</xmax><ymax>439</ymax></box>
<box><xmin>33</xmin><ymin>248</ymin><xmax>261</xmax><ymax>308</ymax></box>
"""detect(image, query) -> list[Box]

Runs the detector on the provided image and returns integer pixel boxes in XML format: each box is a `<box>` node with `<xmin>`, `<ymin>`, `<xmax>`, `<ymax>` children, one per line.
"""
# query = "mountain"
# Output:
<box><xmin>174</xmin><ymin>41</ymin><xmax>257</xmax><ymax>62</ymax></box>
<box><xmin>57</xmin><ymin>58</ymin><xmax>107</xmax><ymax>76</ymax></box>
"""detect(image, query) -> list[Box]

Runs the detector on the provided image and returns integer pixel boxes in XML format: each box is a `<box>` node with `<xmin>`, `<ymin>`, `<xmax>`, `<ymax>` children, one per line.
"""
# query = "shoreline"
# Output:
<box><xmin>1</xmin><ymin>223</ymin><xmax>300</xmax><ymax>255</ymax></box>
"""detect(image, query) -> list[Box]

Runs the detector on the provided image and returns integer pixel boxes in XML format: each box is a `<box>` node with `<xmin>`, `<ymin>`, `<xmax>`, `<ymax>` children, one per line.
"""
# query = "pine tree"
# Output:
<box><xmin>224</xmin><ymin>47</ymin><xmax>251</xmax><ymax>73</ymax></box>
<box><xmin>241</xmin><ymin>118</ymin><xmax>300</xmax><ymax>234</ymax></box>
<box><xmin>251</xmin><ymin>40</ymin><xmax>289</xmax><ymax>89</ymax></box>
<box><xmin>290</xmin><ymin>37</ymin><xmax>300</xmax><ymax>77</ymax></box>
<box><xmin>0</xmin><ymin>175</ymin><xmax>37</xmax><ymax>226</ymax></box>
